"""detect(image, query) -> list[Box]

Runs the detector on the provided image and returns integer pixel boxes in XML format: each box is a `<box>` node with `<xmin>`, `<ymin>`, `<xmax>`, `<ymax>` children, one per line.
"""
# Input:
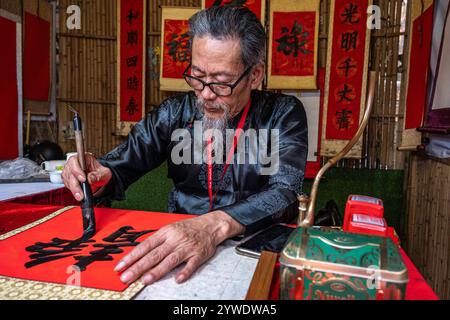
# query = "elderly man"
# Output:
<box><xmin>62</xmin><ymin>6</ymin><xmax>308</xmax><ymax>286</ymax></box>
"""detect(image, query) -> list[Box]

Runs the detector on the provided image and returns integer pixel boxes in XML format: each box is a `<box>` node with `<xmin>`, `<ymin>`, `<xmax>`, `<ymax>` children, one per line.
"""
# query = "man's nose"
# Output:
<box><xmin>200</xmin><ymin>85</ymin><xmax>217</xmax><ymax>101</ymax></box>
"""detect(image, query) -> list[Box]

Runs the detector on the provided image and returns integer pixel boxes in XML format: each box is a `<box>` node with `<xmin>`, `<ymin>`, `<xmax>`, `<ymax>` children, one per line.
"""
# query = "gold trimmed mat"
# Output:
<box><xmin>0</xmin><ymin>206</ymin><xmax>145</xmax><ymax>300</ymax></box>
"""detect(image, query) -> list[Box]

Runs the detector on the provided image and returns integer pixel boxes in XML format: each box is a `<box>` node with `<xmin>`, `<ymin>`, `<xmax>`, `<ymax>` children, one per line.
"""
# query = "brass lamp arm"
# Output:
<box><xmin>298</xmin><ymin>71</ymin><xmax>377</xmax><ymax>227</ymax></box>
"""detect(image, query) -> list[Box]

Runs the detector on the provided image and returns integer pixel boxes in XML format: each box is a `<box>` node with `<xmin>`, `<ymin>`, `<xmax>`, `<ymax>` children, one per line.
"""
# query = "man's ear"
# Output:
<box><xmin>250</xmin><ymin>63</ymin><xmax>265</xmax><ymax>90</ymax></box>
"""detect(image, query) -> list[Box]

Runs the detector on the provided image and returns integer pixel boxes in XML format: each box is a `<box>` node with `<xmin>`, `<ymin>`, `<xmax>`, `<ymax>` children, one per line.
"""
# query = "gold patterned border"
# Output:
<box><xmin>267</xmin><ymin>0</ymin><xmax>320</xmax><ymax>90</ymax></box>
<box><xmin>0</xmin><ymin>206</ymin><xmax>74</xmax><ymax>240</ymax></box>
<box><xmin>0</xmin><ymin>206</ymin><xmax>145</xmax><ymax>300</ymax></box>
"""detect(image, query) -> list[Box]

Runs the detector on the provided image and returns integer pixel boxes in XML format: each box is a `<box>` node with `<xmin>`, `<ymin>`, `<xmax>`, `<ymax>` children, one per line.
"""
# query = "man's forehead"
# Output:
<box><xmin>190</xmin><ymin>64</ymin><xmax>236</xmax><ymax>77</ymax></box>
<box><xmin>191</xmin><ymin>36</ymin><xmax>243</xmax><ymax>74</ymax></box>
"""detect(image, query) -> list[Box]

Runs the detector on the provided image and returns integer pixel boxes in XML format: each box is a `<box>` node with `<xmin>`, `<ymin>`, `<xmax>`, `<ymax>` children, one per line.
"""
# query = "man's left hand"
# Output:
<box><xmin>114</xmin><ymin>210</ymin><xmax>245</xmax><ymax>285</ymax></box>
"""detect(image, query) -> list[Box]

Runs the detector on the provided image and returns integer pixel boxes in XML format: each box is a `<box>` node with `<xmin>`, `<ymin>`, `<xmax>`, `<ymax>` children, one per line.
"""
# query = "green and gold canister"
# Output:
<box><xmin>279</xmin><ymin>227</ymin><xmax>408</xmax><ymax>300</ymax></box>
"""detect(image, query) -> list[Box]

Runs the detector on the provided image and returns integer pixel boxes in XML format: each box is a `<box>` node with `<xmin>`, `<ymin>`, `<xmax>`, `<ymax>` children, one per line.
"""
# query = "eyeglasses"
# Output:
<box><xmin>183</xmin><ymin>63</ymin><xmax>253</xmax><ymax>97</ymax></box>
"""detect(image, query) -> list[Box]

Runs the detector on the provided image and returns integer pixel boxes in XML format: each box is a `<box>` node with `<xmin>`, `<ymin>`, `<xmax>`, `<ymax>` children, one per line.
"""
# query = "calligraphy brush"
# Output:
<box><xmin>68</xmin><ymin>106</ymin><xmax>96</xmax><ymax>240</ymax></box>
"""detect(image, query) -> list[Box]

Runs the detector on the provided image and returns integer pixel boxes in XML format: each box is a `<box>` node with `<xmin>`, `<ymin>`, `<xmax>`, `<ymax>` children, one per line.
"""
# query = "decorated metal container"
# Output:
<box><xmin>279</xmin><ymin>227</ymin><xmax>408</xmax><ymax>300</ymax></box>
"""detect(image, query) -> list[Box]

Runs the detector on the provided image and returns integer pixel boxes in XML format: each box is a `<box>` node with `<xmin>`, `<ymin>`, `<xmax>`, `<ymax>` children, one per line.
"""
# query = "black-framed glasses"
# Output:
<box><xmin>183</xmin><ymin>63</ymin><xmax>253</xmax><ymax>97</ymax></box>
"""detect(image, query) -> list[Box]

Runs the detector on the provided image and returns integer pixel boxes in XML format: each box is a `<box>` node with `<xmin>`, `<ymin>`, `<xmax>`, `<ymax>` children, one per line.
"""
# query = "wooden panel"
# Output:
<box><xmin>245</xmin><ymin>251</ymin><xmax>278</xmax><ymax>300</ymax></box>
<box><xmin>57</xmin><ymin>0</ymin><xmax>122</xmax><ymax>156</ymax></box>
<box><xmin>0</xmin><ymin>0</ymin><xmax>22</xmax><ymax>16</ymax></box>
<box><xmin>405</xmin><ymin>154</ymin><xmax>450</xmax><ymax>299</ymax></box>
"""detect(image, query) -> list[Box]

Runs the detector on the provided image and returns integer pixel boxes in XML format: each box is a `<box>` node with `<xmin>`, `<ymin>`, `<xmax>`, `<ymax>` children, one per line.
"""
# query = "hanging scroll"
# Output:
<box><xmin>201</xmin><ymin>0</ymin><xmax>265</xmax><ymax>24</ymax></box>
<box><xmin>23</xmin><ymin>12</ymin><xmax>50</xmax><ymax>101</ymax></box>
<box><xmin>159</xmin><ymin>7</ymin><xmax>199</xmax><ymax>92</ymax></box>
<box><xmin>267</xmin><ymin>0</ymin><xmax>320</xmax><ymax>90</ymax></box>
<box><xmin>0</xmin><ymin>206</ymin><xmax>192</xmax><ymax>300</ymax></box>
<box><xmin>117</xmin><ymin>0</ymin><xmax>146</xmax><ymax>136</ymax></box>
<box><xmin>321</xmin><ymin>0</ymin><xmax>372</xmax><ymax>158</ymax></box>
<box><xmin>400</xmin><ymin>0</ymin><xmax>434</xmax><ymax>148</ymax></box>
<box><xmin>0</xmin><ymin>11</ymin><xmax>22</xmax><ymax>160</ymax></box>
<box><xmin>424</xmin><ymin>2</ymin><xmax>450</xmax><ymax>132</ymax></box>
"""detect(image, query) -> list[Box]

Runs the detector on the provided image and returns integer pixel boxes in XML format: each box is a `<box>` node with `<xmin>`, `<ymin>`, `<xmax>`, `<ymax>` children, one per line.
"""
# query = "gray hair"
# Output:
<box><xmin>188</xmin><ymin>6</ymin><xmax>266</xmax><ymax>68</ymax></box>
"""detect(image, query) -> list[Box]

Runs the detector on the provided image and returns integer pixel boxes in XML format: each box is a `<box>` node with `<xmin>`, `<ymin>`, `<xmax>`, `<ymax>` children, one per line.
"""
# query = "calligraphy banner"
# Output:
<box><xmin>400</xmin><ymin>0</ymin><xmax>434</xmax><ymax>148</ymax></box>
<box><xmin>159</xmin><ymin>7</ymin><xmax>199</xmax><ymax>92</ymax></box>
<box><xmin>201</xmin><ymin>0</ymin><xmax>265</xmax><ymax>24</ymax></box>
<box><xmin>0</xmin><ymin>10</ymin><xmax>22</xmax><ymax>160</ymax></box>
<box><xmin>0</xmin><ymin>206</ymin><xmax>193</xmax><ymax>300</ymax></box>
<box><xmin>267</xmin><ymin>0</ymin><xmax>319</xmax><ymax>90</ymax></box>
<box><xmin>321</xmin><ymin>0</ymin><xmax>372</xmax><ymax>158</ymax></box>
<box><xmin>117</xmin><ymin>0</ymin><xmax>146</xmax><ymax>136</ymax></box>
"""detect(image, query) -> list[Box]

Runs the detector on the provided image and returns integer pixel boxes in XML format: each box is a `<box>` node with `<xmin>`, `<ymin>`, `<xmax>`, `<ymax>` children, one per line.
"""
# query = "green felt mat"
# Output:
<box><xmin>111</xmin><ymin>162</ymin><xmax>405</xmax><ymax>236</ymax></box>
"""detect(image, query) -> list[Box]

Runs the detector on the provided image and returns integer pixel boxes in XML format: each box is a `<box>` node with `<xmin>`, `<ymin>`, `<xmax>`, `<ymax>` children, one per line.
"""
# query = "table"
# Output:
<box><xmin>0</xmin><ymin>182</ymin><xmax>64</xmax><ymax>202</ymax></box>
<box><xmin>0</xmin><ymin>203</ymin><xmax>439</xmax><ymax>300</ymax></box>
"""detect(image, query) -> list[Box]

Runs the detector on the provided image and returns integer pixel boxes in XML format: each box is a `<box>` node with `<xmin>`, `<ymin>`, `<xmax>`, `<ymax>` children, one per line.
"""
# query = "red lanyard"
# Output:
<box><xmin>207</xmin><ymin>99</ymin><xmax>251</xmax><ymax>210</ymax></box>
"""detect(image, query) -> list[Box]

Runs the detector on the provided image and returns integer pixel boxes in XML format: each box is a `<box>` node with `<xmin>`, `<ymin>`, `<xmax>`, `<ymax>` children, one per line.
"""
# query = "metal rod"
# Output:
<box><xmin>298</xmin><ymin>71</ymin><xmax>377</xmax><ymax>227</ymax></box>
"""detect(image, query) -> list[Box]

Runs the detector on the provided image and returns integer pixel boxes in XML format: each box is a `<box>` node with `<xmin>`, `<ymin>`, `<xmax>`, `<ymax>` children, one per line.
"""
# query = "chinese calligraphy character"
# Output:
<box><xmin>275</xmin><ymin>21</ymin><xmax>312</xmax><ymax>58</ymax></box>
<box><xmin>126</xmin><ymin>8</ymin><xmax>139</xmax><ymax>25</ymax></box>
<box><xmin>337</xmin><ymin>57</ymin><xmax>357</xmax><ymax>78</ymax></box>
<box><xmin>125</xmin><ymin>96</ymin><xmax>139</xmax><ymax>116</ymax></box>
<box><xmin>340</xmin><ymin>3</ymin><xmax>360</xmax><ymax>24</ymax></box>
<box><xmin>337</xmin><ymin>84</ymin><xmax>355</xmax><ymax>103</ymax></box>
<box><xmin>340</xmin><ymin>31</ymin><xmax>358</xmax><ymax>51</ymax></box>
<box><xmin>126</xmin><ymin>56</ymin><xmax>138</xmax><ymax>68</ymax></box>
<box><xmin>25</xmin><ymin>238</ymin><xmax>95</xmax><ymax>268</ymax></box>
<box><xmin>73</xmin><ymin>227</ymin><xmax>154</xmax><ymax>271</ymax></box>
<box><xmin>24</xmin><ymin>227</ymin><xmax>155</xmax><ymax>271</ymax></box>
<box><xmin>127</xmin><ymin>30</ymin><xmax>138</xmax><ymax>46</ymax></box>
<box><xmin>335</xmin><ymin>109</ymin><xmax>353</xmax><ymax>130</ymax></box>
<box><xmin>127</xmin><ymin>75</ymin><xmax>139</xmax><ymax>91</ymax></box>
<box><xmin>167</xmin><ymin>33</ymin><xmax>191</xmax><ymax>63</ymax></box>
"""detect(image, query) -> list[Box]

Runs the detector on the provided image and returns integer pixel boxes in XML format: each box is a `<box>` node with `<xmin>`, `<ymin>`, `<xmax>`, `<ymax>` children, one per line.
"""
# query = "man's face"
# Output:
<box><xmin>190</xmin><ymin>36</ymin><xmax>258</xmax><ymax>123</ymax></box>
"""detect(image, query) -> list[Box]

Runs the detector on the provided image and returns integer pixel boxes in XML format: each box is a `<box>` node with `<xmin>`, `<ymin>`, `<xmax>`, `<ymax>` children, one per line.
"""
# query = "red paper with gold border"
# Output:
<box><xmin>0</xmin><ymin>207</ymin><xmax>193</xmax><ymax>299</ymax></box>
<box><xmin>271</xmin><ymin>12</ymin><xmax>315</xmax><ymax>77</ymax></box>
<box><xmin>202</xmin><ymin>0</ymin><xmax>265</xmax><ymax>22</ymax></box>
<box><xmin>267</xmin><ymin>0</ymin><xmax>320</xmax><ymax>90</ymax></box>
<box><xmin>162</xmin><ymin>19</ymin><xmax>191</xmax><ymax>79</ymax></box>
<box><xmin>321</xmin><ymin>0</ymin><xmax>371</xmax><ymax>158</ymax></box>
<box><xmin>117</xmin><ymin>0</ymin><xmax>146</xmax><ymax>136</ymax></box>
<box><xmin>325</xmin><ymin>0</ymin><xmax>369</xmax><ymax>140</ymax></box>
<box><xmin>159</xmin><ymin>7</ymin><xmax>199</xmax><ymax>92</ymax></box>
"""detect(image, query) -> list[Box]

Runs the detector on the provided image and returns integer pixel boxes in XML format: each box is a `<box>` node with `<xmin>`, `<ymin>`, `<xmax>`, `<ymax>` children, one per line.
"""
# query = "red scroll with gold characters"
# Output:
<box><xmin>0</xmin><ymin>207</ymin><xmax>192</xmax><ymax>300</ymax></box>
<box><xmin>117</xmin><ymin>0</ymin><xmax>146</xmax><ymax>136</ymax></box>
<box><xmin>321</xmin><ymin>0</ymin><xmax>371</xmax><ymax>158</ymax></box>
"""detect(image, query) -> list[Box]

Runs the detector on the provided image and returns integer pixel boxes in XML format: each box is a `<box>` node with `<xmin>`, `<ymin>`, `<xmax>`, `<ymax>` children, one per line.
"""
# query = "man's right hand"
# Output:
<box><xmin>62</xmin><ymin>153</ymin><xmax>112</xmax><ymax>201</ymax></box>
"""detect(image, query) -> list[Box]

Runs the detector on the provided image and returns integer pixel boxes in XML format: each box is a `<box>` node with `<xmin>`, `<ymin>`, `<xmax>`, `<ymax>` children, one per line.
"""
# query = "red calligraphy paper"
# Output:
<box><xmin>0</xmin><ymin>207</ymin><xmax>193</xmax><ymax>291</ymax></box>
<box><xmin>325</xmin><ymin>0</ymin><xmax>369</xmax><ymax>140</ymax></box>
<box><xmin>119</xmin><ymin>0</ymin><xmax>145</xmax><ymax>122</ymax></box>
<box><xmin>404</xmin><ymin>4</ymin><xmax>434</xmax><ymax>129</ymax></box>
<box><xmin>162</xmin><ymin>19</ymin><xmax>191</xmax><ymax>79</ymax></box>
<box><xmin>0</xmin><ymin>16</ymin><xmax>19</xmax><ymax>160</ymax></box>
<box><xmin>271</xmin><ymin>12</ymin><xmax>316</xmax><ymax>76</ymax></box>
<box><xmin>204</xmin><ymin>0</ymin><xmax>263</xmax><ymax>20</ymax></box>
<box><xmin>23</xmin><ymin>13</ymin><xmax>50</xmax><ymax>101</ymax></box>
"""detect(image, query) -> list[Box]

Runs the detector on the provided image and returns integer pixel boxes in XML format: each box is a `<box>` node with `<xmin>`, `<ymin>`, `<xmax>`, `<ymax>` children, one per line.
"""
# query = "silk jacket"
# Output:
<box><xmin>98</xmin><ymin>90</ymin><xmax>308</xmax><ymax>236</ymax></box>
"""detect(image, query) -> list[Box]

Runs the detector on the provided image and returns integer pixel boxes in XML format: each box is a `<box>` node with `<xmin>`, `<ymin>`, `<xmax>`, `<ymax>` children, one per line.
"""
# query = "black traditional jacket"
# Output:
<box><xmin>98</xmin><ymin>90</ymin><xmax>308</xmax><ymax>236</ymax></box>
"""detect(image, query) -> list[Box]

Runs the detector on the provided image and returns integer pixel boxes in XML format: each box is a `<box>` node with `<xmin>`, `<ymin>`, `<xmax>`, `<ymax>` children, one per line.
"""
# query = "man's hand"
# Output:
<box><xmin>61</xmin><ymin>153</ymin><xmax>112</xmax><ymax>201</ymax></box>
<box><xmin>114</xmin><ymin>210</ymin><xmax>245</xmax><ymax>285</ymax></box>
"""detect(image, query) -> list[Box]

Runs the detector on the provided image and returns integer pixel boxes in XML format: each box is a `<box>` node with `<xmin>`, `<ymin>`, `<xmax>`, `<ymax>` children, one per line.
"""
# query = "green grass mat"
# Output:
<box><xmin>112</xmin><ymin>162</ymin><xmax>405</xmax><ymax>234</ymax></box>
